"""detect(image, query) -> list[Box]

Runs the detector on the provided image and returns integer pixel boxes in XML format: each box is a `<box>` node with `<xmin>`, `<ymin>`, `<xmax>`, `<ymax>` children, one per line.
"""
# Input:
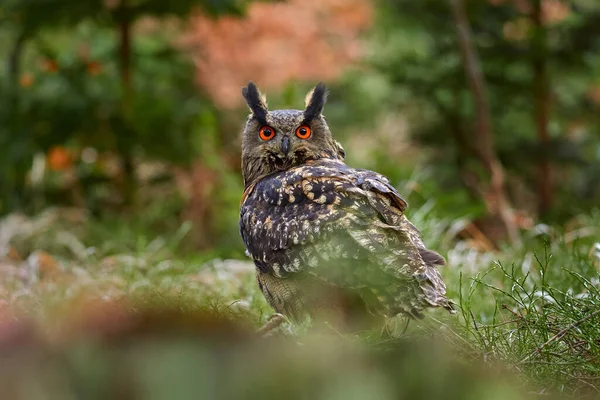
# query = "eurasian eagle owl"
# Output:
<box><xmin>239</xmin><ymin>82</ymin><xmax>454</xmax><ymax>325</ymax></box>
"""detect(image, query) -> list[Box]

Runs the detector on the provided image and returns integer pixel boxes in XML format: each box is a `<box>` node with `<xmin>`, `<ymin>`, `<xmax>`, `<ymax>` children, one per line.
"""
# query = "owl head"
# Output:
<box><xmin>240</xmin><ymin>82</ymin><xmax>345</xmax><ymax>187</ymax></box>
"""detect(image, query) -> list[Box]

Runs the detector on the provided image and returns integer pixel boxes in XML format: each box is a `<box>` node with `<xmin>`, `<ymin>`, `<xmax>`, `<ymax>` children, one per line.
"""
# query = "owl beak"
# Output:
<box><xmin>281</xmin><ymin>136</ymin><xmax>291</xmax><ymax>155</ymax></box>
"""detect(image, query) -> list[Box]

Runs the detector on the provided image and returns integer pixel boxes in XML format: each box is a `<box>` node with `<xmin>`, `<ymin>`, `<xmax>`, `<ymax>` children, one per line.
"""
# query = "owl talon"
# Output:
<box><xmin>257</xmin><ymin>313</ymin><xmax>288</xmax><ymax>337</ymax></box>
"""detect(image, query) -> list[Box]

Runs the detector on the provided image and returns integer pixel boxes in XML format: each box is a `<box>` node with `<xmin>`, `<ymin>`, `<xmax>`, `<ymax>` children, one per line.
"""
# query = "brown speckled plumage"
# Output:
<box><xmin>239</xmin><ymin>82</ymin><xmax>454</xmax><ymax>323</ymax></box>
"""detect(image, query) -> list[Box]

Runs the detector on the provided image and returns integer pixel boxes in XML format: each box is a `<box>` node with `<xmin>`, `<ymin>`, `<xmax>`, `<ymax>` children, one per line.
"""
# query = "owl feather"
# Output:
<box><xmin>239</xmin><ymin>82</ymin><xmax>454</xmax><ymax>324</ymax></box>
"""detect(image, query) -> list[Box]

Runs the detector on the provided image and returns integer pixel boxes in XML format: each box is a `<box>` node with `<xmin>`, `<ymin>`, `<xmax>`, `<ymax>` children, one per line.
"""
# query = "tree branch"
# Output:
<box><xmin>449</xmin><ymin>0</ymin><xmax>520</xmax><ymax>245</ymax></box>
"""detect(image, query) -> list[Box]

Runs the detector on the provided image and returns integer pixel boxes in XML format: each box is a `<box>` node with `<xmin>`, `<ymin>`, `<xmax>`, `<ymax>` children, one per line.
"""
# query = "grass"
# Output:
<box><xmin>413</xmin><ymin>208</ymin><xmax>600</xmax><ymax>397</ymax></box>
<box><xmin>0</xmin><ymin>206</ymin><xmax>599</xmax><ymax>399</ymax></box>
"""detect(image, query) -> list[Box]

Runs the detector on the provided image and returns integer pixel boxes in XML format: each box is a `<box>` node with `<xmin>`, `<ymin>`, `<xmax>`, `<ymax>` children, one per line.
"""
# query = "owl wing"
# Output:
<box><xmin>240</xmin><ymin>159</ymin><xmax>454</xmax><ymax>316</ymax></box>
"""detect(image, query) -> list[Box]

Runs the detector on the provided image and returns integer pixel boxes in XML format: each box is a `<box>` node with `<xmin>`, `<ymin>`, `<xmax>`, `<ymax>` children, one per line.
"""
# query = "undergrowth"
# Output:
<box><xmin>0</xmin><ymin>207</ymin><xmax>599</xmax><ymax>399</ymax></box>
<box><xmin>458</xmin><ymin>251</ymin><xmax>600</xmax><ymax>396</ymax></box>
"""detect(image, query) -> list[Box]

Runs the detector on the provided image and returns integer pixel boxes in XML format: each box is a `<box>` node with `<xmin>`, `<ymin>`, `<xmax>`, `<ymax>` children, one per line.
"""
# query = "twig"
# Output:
<box><xmin>520</xmin><ymin>309</ymin><xmax>600</xmax><ymax>363</ymax></box>
<box><xmin>520</xmin><ymin>359</ymin><xmax>589</xmax><ymax>366</ymax></box>
<box><xmin>464</xmin><ymin>223</ymin><xmax>497</xmax><ymax>252</ymax></box>
<box><xmin>571</xmin><ymin>376</ymin><xmax>600</xmax><ymax>394</ymax></box>
<box><xmin>480</xmin><ymin>318</ymin><xmax>520</xmax><ymax>328</ymax></box>
<box><xmin>501</xmin><ymin>304</ymin><xmax>522</xmax><ymax>319</ymax></box>
<box><xmin>469</xmin><ymin>310</ymin><xmax>487</xmax><ymax>349</ymax></box>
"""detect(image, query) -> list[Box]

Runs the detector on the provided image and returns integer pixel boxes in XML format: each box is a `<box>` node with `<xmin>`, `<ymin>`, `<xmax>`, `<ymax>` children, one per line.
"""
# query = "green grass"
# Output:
<box><xmin>411</xmin><ymin>207</ymin><xmax>600</xmax><ymax>397</ymax></box>
<box><xmin>1</xmin><ymin>207</ymin><xmax>599</xmax><ymax>399</ymax></box>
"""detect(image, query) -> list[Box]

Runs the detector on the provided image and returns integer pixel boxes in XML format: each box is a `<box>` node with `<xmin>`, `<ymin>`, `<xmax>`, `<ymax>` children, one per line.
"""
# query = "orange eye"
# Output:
<box><xmin>259</xmin><ymin>126</ymin><xmax>276</xmax><ymax>141</ymax></box>
<box><xmin>296</xmin><ymin>125</ymin><xmax>311</xmax><ymax>139</ymax></box>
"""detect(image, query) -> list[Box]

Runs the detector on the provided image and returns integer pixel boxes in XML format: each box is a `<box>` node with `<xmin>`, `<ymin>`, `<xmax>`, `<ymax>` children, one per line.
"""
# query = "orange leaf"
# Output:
<box><xmin>41</xmin><ymin>59</ymin><xmax>58</xmax><ymax>73</ymax></box>
<box><xmin>19</xmin><ymin>73</ymin><xmax>34</xmax><ymax>88</ymax></box>
<box><xmin>87</xmin><ymin>61</ymin><xmax>102</xmax><ymax>76</ymax></box>
<box><xmin>47</xmin><ymin>146</ymin><xmax>72</xmax><ymax>171</ymax></box>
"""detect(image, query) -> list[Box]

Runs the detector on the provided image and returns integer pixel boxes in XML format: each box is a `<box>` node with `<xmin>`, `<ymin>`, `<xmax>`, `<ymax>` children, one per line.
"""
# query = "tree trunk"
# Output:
<box><xmin>532</xmin><ymin>0</ymin><xmax>552</xmax><ymax>217</ymax></box>
<box><xmin>3</xmin><ymin>31</ymin><xmax>29</xmax><ymax>212</ymax></box>
<box><xmin>119</xmin><ymin>7</ymin><xmax>131</xmax><ymax>101</ymax></box>
<box><xmin>449</xmin><ymin>0</ymin><xmax>520</xmax><ymax>245</ymax></box>
<box><xmin>116</xmin><ymin>0</ymin><xmax>136</xmax><ymax>207</ymax></box>
<box><xmin>8</xmin><ymin>31</ymin><xmax>27</xmax><ymax>85</ymax></box>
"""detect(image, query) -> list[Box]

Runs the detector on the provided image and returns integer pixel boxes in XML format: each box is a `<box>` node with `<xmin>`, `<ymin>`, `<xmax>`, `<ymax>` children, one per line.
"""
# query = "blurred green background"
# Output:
<box><xmin>1</xmin><ymin>0</ymin><xmax>600</xmax><ymax>399</ymax></box>
<box><xmin>2</xmin><ymin>0</ymin><xmax>599</xmax><ymax>252</ymax></box>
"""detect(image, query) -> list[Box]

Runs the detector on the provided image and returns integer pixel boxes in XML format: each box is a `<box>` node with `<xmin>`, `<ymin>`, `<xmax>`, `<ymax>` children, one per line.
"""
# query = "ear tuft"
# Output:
<box><xmin>303</xmin><ymin>82</ymin><xmax>328</xmax><ymax>122</ymax></box>
<box><xmin>304</xmin><ymin>87</ymin><xmax>315</xmax><ymax>108</ymax></box>
<box><xmin>241</xmin><ymin>82</ymin><xmax>268</xmax><ymax>125</ymax></box>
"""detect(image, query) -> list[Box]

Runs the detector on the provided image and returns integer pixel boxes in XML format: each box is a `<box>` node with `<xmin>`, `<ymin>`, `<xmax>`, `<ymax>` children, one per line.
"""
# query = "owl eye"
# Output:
<box><xmin>259</xmin><ymin>126</ymin><xmax>276</xmax><ymax>141</ymax></box>
<box><xmin>295</xmin><ymin>125</ymin><xmax>311</xmax><ymax>139</ymax></box>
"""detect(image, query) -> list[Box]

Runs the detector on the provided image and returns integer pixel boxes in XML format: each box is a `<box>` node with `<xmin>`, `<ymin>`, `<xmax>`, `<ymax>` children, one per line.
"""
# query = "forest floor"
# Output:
<box><xmin>1</xmin><ymin>207</ymin><xmax>599</xmax><ymax>399</ymax></box>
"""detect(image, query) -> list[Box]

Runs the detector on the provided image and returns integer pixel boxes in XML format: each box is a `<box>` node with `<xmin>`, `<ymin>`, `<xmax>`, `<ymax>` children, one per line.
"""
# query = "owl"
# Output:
<box><xmin>239</xmin><ymin>82</ymin><xmax>454</xmax><ymax>325</ymax></box>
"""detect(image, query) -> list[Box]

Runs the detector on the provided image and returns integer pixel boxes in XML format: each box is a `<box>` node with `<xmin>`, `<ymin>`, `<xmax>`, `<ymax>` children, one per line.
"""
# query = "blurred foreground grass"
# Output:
<box><xmin>0</xmin><ymin>206</ymin><xmax>599</xmax><ymax>399</ymax></box>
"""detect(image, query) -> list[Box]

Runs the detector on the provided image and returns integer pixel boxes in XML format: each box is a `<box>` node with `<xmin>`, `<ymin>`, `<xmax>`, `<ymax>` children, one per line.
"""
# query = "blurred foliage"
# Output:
<box><xmin>359</xmin><ymin>0</ymin><xmax>600</xmax><ymax>222</ymax></box>
<box><xmin>0</xmin><ymin>0</ymin><xmax>257</xmax><ymax>252</ymax></box>
<box><xmin>183</xmin><ymin>0</ymin><xmax>372</xmax><ymax>107</ymax></box>
<box><xmin>2</xmin><ymin>0</ymin><xmax>599</xmax><ymax>247</ymax></box>
<box><xmin>0</xmin><ymin>300</ymin><xmax>549</xmax><ymax>400</ymax></box>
